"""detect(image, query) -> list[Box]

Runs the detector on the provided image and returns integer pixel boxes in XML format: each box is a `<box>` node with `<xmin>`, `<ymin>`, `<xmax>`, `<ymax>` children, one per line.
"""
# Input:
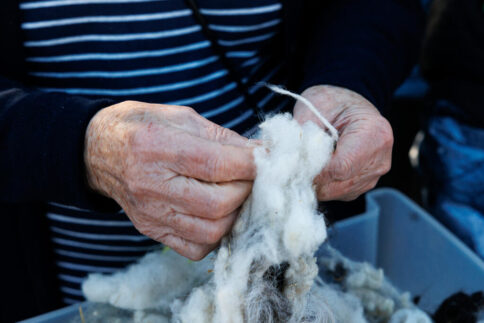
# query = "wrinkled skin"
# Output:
<box><xmin>85</xmin><ymin>85</ymin><xmax>393</xmax><ymax>259</ymax></box>
<box><xmin>85</xmin><ymin>101</ymin><xmax>256</xmax><ymax>260</ymax></box>
<box><xmin>293</xmin><ymin>85</ymin><xmax>393</xmax><ymax>201</ymax></box>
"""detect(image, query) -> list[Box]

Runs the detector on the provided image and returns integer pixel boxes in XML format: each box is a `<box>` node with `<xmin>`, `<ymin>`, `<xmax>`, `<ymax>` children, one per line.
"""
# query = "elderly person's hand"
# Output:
<box><xmin>84</xmin><ymin>101</ymin><xmax>256</xmax><ymax>260</ymax></box>
<box><xmin>294</xmin><ymin>85</ymin><xmax>393</xmax><ymax>201</ymax></box>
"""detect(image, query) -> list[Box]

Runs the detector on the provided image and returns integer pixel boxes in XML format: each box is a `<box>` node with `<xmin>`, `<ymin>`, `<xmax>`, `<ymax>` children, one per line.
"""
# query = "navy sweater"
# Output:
<box><xmin>0</xmin><ymin>0</ymin><xmax>424</xmax><ymax>321</ymax></box>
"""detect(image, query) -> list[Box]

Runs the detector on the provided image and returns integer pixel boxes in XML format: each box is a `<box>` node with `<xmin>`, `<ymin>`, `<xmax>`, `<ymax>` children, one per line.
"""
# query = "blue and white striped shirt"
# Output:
<box><xmin>19</xmin><ymin>0</ymin><xmax>289</xmax><ymax>304</ymax></box>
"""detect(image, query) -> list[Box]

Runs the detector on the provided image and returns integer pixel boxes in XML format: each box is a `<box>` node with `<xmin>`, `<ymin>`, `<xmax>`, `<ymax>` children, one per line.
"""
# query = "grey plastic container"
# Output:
<box><xmin>21</xmin><ymin>188</ymin><xmax>484</xmax><ymax>322</ymax></box>
<box><xmin>328</xmin><ymin>188</ymin><xmax>484</xmax><ymax>313</ymax></box>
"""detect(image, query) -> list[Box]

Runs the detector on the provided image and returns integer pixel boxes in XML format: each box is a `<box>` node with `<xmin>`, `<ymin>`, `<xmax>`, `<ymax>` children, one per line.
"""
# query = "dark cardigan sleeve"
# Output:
<box><xmin>0</xmin><ymin>78</ymin><xmax>119</xmax><ymax>210</ymax></box>
<box><xmin>299</xmin><ymin>0</ymin><xmax>425</xmax><ymax>111</ymax></box>
<box><xmin>0</xmin><ymin>0</ymin><xmax>119</xmax><ymax>210</ymax></box>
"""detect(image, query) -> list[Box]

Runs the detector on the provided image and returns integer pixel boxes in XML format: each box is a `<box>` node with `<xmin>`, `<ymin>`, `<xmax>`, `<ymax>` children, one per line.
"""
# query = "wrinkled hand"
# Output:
<box><xmin>293</xmin><ymin>85</ymin><xmax>393</xmax><ymax>201</ymax></box>
<box><xmin>85</xmin><ymin>101</ymin><xmax>256</xmax><ymax>260</ymax></box>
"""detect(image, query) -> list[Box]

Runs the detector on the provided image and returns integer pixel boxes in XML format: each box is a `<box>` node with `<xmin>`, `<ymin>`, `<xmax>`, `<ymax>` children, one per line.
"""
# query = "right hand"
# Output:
<box><xmin>84</xmin><ymin>101</ymin><xmax>256</xmax><ymax>260</ymax></box>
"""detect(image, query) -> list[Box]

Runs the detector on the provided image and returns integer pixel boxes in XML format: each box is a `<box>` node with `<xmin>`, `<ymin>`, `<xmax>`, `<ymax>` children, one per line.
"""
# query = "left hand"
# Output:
<box><xmin>293</xmin><ymin>85</ymin><xmax>393</xmax><ymax>201</ymax></box>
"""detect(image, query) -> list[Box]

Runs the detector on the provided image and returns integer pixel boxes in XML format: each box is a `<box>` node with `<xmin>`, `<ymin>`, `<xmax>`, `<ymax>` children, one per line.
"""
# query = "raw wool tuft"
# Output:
<box><xmin>82</xmin><ymin>248</ymin><xmax>212</xmax><ymax>314</ymax></box>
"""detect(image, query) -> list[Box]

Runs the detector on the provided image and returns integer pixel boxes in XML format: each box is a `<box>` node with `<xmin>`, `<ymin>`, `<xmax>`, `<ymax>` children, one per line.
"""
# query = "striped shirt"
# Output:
<box><xmin>19</xmin><ymin>0</ymin><xmax>289</xmax><ymax>304</ymax></box>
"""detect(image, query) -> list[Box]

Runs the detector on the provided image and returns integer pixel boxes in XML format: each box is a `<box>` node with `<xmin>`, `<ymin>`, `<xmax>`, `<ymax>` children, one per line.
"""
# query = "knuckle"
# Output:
<box><xmin>167</xmin><ymin>211</ymin><xmax>183</xmax><ymax>230</ymax></box>
<box><xmin>365</xmin><ymin>179</ymin><xmax>378</xmax><ymax>192</ymax></box>
<box><xmin>178</xmin><ymin>105</ymin><xmax>196</xmax><ymax>115</ymax></box>
<box><xmin>188</xmin><ymin>243</ymin><xmax>211</xmax><ymax>261</ymax></box>
<box><xmin>341</xmin><ymin>194</ymin><xmax>359</xmax><ymax>202</ymax></box>
<box><xmin>373</xmin><ymin>157</ymin><xmax>392</xmax><ymax>177</ymax></box>
<box><xmin>134</xmin><ymin>217</ymin><xmax>159</xmax><ymax>240</ymax></box>
<box><xmin>211</xmin><ymin>125</ymin><xmax>231</xmax><ymax>142</ymax></box>
<box><xmin>376</xmin><ymin>116</ymin><xmax>394</xmax><ymax>148</ymax></box>
<box><xmin>188</xmin><ymin>251</ymin><xmax>206</xmax><ymax>261</ymax></box>
<box><xmin>205</xmin><ymin>155</ymin><xmax>227</xmax><ymax>182</ymax></box>
<box><xmin>330</xmin><ymin>158</ymin><xmax>352</xmax><ymax>180</ymax></box>
<box><xmin>207</xmin><ymin>195</ymin><xmax>229</xmax><ymax>218</ymax></box>
<box><xmin>206</xmin><ymin>224</ymin><xmax>225</xmax><ymax>244</ymax></box>
<box><xmin>379</xmin><ymin>161</ymin><xmax>392</xmax><ymax>176</ymax></box>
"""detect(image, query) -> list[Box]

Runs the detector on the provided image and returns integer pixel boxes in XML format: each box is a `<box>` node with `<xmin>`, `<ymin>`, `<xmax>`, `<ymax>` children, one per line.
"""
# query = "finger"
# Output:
<box><xmin>162</xmin><ymin>234</ymin><xmax>217</xmax><ymax>261</ymax></box>
<box><xmin>164</xmin><ymin>176</ymin><xmax>252</xmax><ymax>219</ymax></box>
<box><xmin>160</xmin><ymin>132</ymin><xmax>256</xmax><ymax>182</ymax></box>
<box><xmin>326</xmin><ymin>134</ymin><xmax>371</xmax><ymax>181</ymax></box>
<box><xmin>130</xmin><ymin>114</ymin><xmax>256</xmax><ymax>182</ymax></box>
<box><xmin>317</xmin><ymin>180</ymin><xmax>362</xmax><ymax>201</ymax></box>
<box><xmin>322</xmin><ymin>141</ymin><xmax>391</xmax><ymax>187</ymax></box>
<box><xmin>316</xmin><ymin>174</ymin><xmax>379</xmax><ymax>201</ymax></box>
<box><xmin>163</xmin><ymin>210</ymin><xmax>238</xmax><ymax>245</ymax></box>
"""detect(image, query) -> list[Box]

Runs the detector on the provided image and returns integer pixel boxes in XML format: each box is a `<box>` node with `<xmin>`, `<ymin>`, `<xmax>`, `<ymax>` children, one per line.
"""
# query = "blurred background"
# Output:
<box><xmin>325</xmin><ymin>0</ymin><xmax>484</xmax><ymax>261</ymax></box>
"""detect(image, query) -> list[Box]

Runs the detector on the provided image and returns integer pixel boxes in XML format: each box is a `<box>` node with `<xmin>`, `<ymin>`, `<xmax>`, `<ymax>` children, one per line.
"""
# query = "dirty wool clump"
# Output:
<box><xmin>316</xmin><ymin>247</ymin><xmax>431</xmax><ymax>323</ymax></box>
<box><xmin>83</xmin><ymin>112</ymin><xmax>336</xmax><ymax>323</ymax></box>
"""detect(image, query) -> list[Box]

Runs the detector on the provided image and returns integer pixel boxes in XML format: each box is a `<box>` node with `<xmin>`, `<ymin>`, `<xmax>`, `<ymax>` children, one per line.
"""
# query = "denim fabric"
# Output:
<box><xmin>421</xmin><ymin>101</ymin><xmax>484</xmax><ymax>258</ymax></box>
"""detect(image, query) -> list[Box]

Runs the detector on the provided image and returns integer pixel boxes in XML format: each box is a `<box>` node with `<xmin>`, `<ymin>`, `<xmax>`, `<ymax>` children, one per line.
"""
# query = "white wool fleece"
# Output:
<box><xmin>82</xmin><ymin>248</ymin><xmax>212</xmax><ymax>313</ymax></box>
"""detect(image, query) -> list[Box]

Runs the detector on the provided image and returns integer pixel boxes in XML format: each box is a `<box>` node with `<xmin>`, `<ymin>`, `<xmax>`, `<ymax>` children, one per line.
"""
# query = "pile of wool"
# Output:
<box><xmin>79</xmin><ymin>246</ymin><xmax>431</xmax><ymax>323</ymax></box>
<box><xmin>315</xmin><ymin>246</ymin><xmax>431</xmax><ymax>323</ymax></box>
<box><xmin>83</xmin><ymin>247</ymin><xmax>212</xmax><ymax>316</ymax></box>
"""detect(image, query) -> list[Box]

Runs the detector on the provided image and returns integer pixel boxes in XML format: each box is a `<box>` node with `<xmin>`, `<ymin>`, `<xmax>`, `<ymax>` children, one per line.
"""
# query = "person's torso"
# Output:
<box><xmin>19</xmin><ymin>0</ymin><xmax>289</xmax><ymax>304</ymax></box>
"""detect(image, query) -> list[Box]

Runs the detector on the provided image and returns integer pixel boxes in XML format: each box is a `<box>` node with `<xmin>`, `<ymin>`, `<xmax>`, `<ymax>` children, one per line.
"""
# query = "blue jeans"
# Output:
<box><xmin>420</xmin><ymin>101</ymin><xmax>484</xmax><ymax>258</ymax></box>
